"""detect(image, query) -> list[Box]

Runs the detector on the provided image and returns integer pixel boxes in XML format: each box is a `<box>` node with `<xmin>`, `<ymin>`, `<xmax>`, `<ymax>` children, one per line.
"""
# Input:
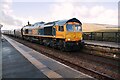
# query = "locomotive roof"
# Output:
<box><xmin>44</xmin><ymin>21</ymin><xmax>58</xmax><ymax>27</ymax></box>
<box><xmin>44</xmin><ymin>18</ymin><xmax>82</xmax><ymax>27</ymax></box>
<box><xmin>55</xmin><ymin>18</ymin><xmax>82</xmax><ymax>26</ymax></box>
<box><xmin>23</xmin><ymin>18</ymin><xmax>82</xmax><ymax>29</ymax></box>
<box><xmin>23</xmin><ymin>22</ymin><xmax>45</xmax><ymax>29</ymax></box>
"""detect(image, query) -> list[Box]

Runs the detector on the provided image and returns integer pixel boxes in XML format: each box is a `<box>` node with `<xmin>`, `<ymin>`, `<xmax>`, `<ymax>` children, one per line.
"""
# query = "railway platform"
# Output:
<box><xmin>84</xmin><ymin>40</ymin><xmax>120</xmax><ymax>48</ymax></box>
<box><xmin>2</xmin><ymin>35</ymin><xmax>94</xmax><ymax>79</ymax></box>
<box><xmin>2</xmin><ymin>36</ymin><xmax>49</xmax><ymax>79</ymax></box>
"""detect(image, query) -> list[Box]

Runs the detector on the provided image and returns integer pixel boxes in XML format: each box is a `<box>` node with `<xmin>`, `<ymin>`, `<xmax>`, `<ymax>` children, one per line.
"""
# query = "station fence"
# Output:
<box><xmin>83</xmin><ymin>32</ymin><xmax>120</xmax><ymax>43</ymax></box>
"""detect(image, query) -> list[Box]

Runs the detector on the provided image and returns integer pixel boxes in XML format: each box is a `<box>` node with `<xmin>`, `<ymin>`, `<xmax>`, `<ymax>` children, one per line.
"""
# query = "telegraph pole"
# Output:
<box><xmin>0</xmin><ymin>24</ymin><xmax>3</xmax><ymax>38</ymax></box>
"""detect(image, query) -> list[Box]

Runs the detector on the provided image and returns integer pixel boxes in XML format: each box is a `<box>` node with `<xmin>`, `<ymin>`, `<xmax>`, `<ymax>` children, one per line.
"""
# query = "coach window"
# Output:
<box><xmin>25</xmin><ymin>29</ymin><xmax>28</xmax><ymax>34</ymax></box>
<box><xmin>58</xmin><ymin>26</ymin><xmax>64</xmax><ymax>31</ymax></box>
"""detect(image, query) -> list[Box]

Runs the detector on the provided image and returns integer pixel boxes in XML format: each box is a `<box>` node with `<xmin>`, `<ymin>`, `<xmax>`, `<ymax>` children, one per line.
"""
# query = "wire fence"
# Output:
<box><xmin>83</xmin><ymin>32</ymin><xmax>120</xmax><ymax>43</ymax></box>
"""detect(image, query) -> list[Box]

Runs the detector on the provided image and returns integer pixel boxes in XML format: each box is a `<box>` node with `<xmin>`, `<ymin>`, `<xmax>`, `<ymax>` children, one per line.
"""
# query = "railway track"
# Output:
<box><xmin>40</xmin><ymin>50</ymin><xmax>114</xmax><ymax>80</ymax></box>
<box><xmin>4</xmin><ymin>35</ymin><xmax>120</xmax><ymax>80</ymax></box>
<box><xmin>72</xmin><ymin>52</ymin><xmax>120</xmax><ymax>71</ymax></box>
<box><xmin>84</xmin><ymin>44</ymin><xmax>120</xmax><ymax>60</ymax></box>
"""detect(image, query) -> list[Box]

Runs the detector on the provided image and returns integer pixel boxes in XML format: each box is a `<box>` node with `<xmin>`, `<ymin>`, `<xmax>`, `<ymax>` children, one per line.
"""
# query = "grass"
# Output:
<box><xmin>94</xmin><ymin>28</ymin><xmax>120</xmax><ymax>32</ymax></box>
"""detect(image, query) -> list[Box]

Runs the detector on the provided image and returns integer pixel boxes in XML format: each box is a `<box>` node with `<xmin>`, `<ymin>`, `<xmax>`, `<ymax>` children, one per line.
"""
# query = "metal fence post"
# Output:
<box><xmin>91</xmin><ymin>32</ymin><xmax>92</xmax><ymax>40</ymax></box>
<box><xmin>102</xmin><ymin>32</ymin><xmax>103</xmax><ymax>41</ymax></box>
<box><xmin>94</xmin><ymin>32</ymin><xmax>96</xmax><ymax>40</ymax></box>
<box><xmin>115</xmin><ymin>32</ymin><xmax>118</xmax><ymax>43</ymax></box>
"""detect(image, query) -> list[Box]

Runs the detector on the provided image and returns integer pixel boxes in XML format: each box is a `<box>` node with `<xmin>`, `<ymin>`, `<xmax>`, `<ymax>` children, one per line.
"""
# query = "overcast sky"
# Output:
<box><xmin>0</xmin><ymin>0</ymin><xmax>119</xmax><ymax>30</ymax></box>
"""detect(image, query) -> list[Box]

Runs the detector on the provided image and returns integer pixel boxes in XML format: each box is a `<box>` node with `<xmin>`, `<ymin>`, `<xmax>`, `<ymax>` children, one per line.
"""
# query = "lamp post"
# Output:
<box><xmin>0</xmin><ymin>24</ymin><xmax>3</xmax><ymax>80</ymax></box>
<box><xmin>0</xmin><ymin>24</ymin><xmax>3</xmax><ymax>38</ymax></box>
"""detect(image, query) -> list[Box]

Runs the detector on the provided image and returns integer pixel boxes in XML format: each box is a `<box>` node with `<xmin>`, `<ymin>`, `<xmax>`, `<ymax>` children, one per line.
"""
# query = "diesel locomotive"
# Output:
<box><xmin>4</xmin><ymin>18</ymin><xmax>84</xmax><ymax>51</ymax></box>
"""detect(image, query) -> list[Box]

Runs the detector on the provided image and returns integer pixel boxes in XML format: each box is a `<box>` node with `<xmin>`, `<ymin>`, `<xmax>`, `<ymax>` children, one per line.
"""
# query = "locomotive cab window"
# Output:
<box><xmin>75</xmin><ymin>24</ymin><xmax>82</xmax><ymax>31</ymax></box>
<box><xmin>66</xmin><ymin>24</ymin><xmax>74</xmax><ymax>31</ymax></box>
<box><xmin>58</xmin><ymin>26</ymin><xmax>64</xmax><ymax>31</ymax></box>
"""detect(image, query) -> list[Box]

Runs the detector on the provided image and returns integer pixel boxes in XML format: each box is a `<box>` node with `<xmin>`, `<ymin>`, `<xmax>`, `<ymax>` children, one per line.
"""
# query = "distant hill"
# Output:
<box><xmin>94</xmin><ymin>28</ymin><xmax>119</xmax><ymax>32</ymax></box>
<box><xmin>82</xmin><ymin>23</ymin><xmax>118</xmax><ymax>32</ymax></box>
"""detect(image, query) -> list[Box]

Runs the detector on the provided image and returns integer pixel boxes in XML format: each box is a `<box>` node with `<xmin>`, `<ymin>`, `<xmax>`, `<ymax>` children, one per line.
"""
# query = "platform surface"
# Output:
<box><xmin>2</xmin><ymin>37</ymin><xmax>49</xmax><ymax>79</ymax></box>
<box><xmin>2</xmin><ymin>35</ymin><xmax>94</xmax><ymax>79</ymax></box>
<box><xmin>84</xmin><ymin>40</ymin><xmax>120</xmax><ymax>48</ymax></box>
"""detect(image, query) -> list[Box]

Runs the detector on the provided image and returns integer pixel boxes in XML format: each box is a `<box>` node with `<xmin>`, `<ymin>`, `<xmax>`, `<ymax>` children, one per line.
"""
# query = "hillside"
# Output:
<box><xmin>82</xmin><ymin>23</ymin><xmax>118</xmax><ymax>32</ymax></box>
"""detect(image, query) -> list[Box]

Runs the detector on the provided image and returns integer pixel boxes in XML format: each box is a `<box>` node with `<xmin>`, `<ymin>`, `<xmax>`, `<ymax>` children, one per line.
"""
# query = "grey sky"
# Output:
<box><xmin>0</xmin><ymin>0</ymin><xmax>119</xmax><ymax>30</ymax></box>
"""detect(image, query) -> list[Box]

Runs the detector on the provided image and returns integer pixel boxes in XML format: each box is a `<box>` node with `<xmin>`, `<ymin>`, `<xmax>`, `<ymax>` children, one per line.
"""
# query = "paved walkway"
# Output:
<box><xmin>84</xmin><ymin>40</ymin><xmax>120</xmax><ymax>48</ymax></box>
<box><xmin>2</xmin><ymin>35</ymin><xmax>94</xmax><ymax>79</ymax></box>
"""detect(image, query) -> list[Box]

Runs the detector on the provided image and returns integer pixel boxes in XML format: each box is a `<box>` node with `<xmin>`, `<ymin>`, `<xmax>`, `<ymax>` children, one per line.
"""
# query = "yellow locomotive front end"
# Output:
<box><xmin>64</xmin><ymin>22</ymin><xmax>84</xmax><ymax>50</ymax></box>
<box><xmin>65</xmin><ymin>22</ymin><xmax>83</xmax><ymax>42</ymax></box>
<box><xmin>55</xmin><ymin>18</ymin><xmax>84</xmax><ymax>51</ymax></box>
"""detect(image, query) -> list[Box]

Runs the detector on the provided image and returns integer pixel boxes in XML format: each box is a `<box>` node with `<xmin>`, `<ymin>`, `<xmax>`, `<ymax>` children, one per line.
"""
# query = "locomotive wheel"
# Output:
<box><xmin>59</xmin><ymin>40</ymin><xmax>65</xmax><ymax>51</ymax></box>
<box><xmin>60</xmin><ymin>45</ymin><xmax>65</xmax><ymax>51</ymax></box>
<box><xmin>39</xmin><ymin>39</ymin><xmax>43</xmax><ymax>45</ymax></box>
<box><xmin>29</xmin><ymin>37</ymin><xmax>33</xmax><ymax>42</ymax></box>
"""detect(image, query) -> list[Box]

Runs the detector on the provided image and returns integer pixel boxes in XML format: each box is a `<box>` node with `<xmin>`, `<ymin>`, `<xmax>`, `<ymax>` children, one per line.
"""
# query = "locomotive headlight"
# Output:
<box><xmin>81</xmin><ymin>37</ymin><xmax>83</xmax><ymax>40</ymax></box>
<box><xmin>68</xmin><ymin>38</ymin><xmax>70</xmax><ymax>41</ymax></box>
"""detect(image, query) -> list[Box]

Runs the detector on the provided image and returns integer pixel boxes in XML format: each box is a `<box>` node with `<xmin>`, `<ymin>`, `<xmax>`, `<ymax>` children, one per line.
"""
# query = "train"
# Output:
<box><xmin>3</xmin><ymin>18</ymin><xmax>84</xmax><ymax>51</ymax></box>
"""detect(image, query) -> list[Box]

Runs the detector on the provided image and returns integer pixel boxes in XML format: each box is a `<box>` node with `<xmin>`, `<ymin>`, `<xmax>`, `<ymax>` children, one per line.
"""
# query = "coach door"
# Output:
<box><xmin>52</xmin><ymin>26</ymin><xmax>56</xmax><ymax>36</ymax></box>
